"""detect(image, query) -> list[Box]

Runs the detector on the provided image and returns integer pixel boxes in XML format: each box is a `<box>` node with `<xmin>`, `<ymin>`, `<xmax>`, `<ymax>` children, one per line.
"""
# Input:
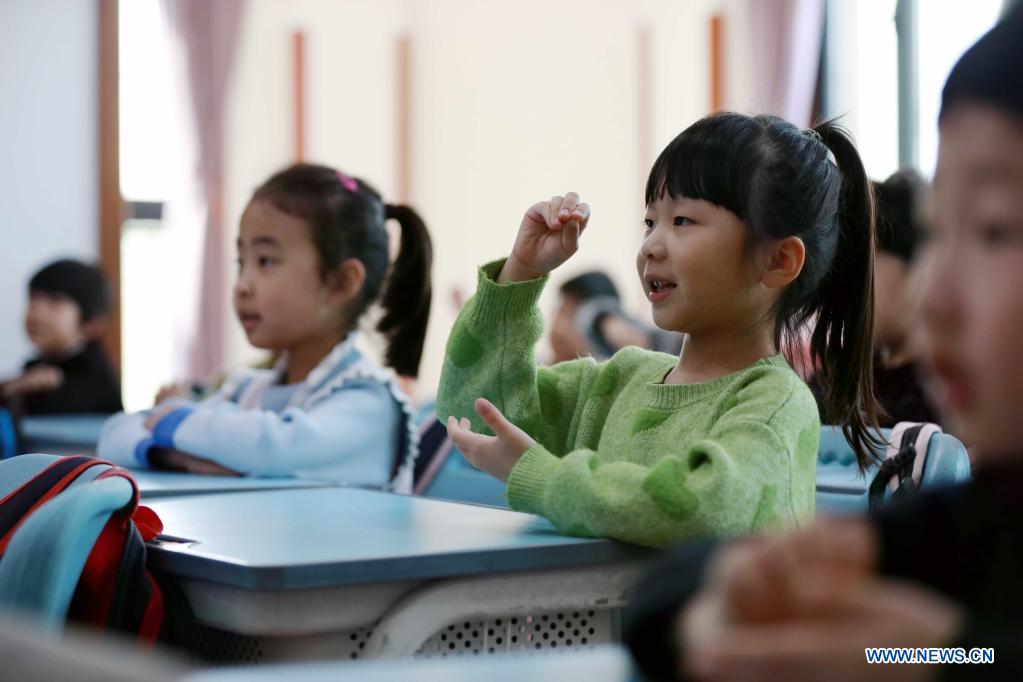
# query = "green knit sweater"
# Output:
<box><xmin>437</xmin><ymin>260</ymin><xmax>820</xmax><ymax>547</ymax></box>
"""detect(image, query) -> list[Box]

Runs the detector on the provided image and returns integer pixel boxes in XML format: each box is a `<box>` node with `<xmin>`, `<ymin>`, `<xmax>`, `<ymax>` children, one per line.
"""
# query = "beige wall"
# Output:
<box><xmin>0</xmin><ymin>0</ymin><xmax>98</xmax><ymax>377</ymax></box>
<box><xmin>223</xmin><ymin>0</ymin><xmax>751</xmax><ymax>400</ymax></box>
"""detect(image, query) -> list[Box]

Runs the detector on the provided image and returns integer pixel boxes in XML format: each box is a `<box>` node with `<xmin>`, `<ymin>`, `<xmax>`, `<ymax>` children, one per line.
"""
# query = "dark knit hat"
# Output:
<box><xmin>873</xmin><ymin>169</ymin><xmax>925</xmax><ymax>262</ymax></box>
<box><xmin>29</xmin><ymin>259</ymin><xmax>111</xmax><ymax>322</ymax></box>
<box><xmin>941</xmin><ymin>5</ymin><xmax>1023</xmax><ymax>122</ymax></box>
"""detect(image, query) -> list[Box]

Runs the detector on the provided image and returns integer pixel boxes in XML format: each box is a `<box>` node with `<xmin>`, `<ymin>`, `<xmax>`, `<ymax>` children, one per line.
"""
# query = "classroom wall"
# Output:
<box><xmin>0</xmin><ymin>0</ymin><xmax>98</xmax><ymax>378</ymax></box>
<box><xmin>221</xmin><ymin>0</ymin><xmax>753</xmax><ymax>400</ymax></box>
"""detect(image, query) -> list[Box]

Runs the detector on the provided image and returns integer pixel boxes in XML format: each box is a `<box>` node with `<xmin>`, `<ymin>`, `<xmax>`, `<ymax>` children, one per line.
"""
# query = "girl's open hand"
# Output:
<box><xmin>446</xmin><ymin>398</ymin><xmax>537</xmax><ymax>482</ymax></box>
<box><xmin>499</xmin><ymin>192</ymin><xmax>590</xmax><ymax>283</ymax></box>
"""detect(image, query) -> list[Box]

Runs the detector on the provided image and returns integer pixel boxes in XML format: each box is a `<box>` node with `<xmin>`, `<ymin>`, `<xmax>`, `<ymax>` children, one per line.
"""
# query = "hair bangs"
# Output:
<box><xmin>644</xmin><ymin>113</ymin><xmax>760</xmax><ymax>221</ymax></box>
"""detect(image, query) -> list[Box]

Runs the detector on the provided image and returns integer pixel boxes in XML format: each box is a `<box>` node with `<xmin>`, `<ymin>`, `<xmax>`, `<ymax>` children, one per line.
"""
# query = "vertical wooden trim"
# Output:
<box><xmin>710</xmin><ymin>14</ymin><xmax>724</xmax><ymax>112</ymax></box>
<box><xmin>395</xmin><ymin>35</ymin><xmax>412</xmax><ymax>203</ymax></box>
<box><xmin>636</xmin><ymin>25</ymin><xmax>652</xmax><ymax>194</ymax></box>
<box><xmin>99</xmin><ymin>0</ymin><xmax>123</xmax><ymax>373</ymax></box>
<box><xmin>293</xmin><ymin>31</ymin><xmax>306</xmax><ymax>162</ymax></box>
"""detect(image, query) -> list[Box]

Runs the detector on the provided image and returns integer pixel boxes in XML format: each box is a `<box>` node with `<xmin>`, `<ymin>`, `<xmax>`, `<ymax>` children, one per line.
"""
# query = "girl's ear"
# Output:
<box><xmin>761</xmin><ymin>236</ymin><xmax>806</xmax><ymax>289</ymax></box>
<box><xmin>324</xmin><ymin>257</ymin><xmax>367</xmax><ymax>307</ymax></box>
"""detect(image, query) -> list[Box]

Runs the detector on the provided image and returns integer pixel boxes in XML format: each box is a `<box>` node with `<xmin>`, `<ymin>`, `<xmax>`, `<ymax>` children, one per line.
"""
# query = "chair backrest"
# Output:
<box><xmin>816</xmin><ymin>425</ymin><xmax>971</xmax><ymax>514</ymax></box>
<box><xmin>0</xmin><ymin>409</ymin><xmax>17</xmax><ymax>460</ymax></box>
<box><xmin>413</xmin><ymin>404</ymin><xmax>509</xmax><ymax>508</ymax></box>
<box><xmin>421</xmin><ymin>447</ymin><xmax>510</xmax><ymax>508</ymax></box>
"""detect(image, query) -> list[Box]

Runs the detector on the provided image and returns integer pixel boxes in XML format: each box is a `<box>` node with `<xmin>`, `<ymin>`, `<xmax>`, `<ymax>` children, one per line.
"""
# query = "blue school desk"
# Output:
<box><xmin>18</xmin><ymin>414</ymin><xmax>108</xmax><ymax>456</ymax></box>
<box><xmin>187</xmin><ymin>645</ymin><xmax>635</xmax><ymax>681</ymax></box>
<box><xmin>146</xmin><ymin>488</ymin><xmax>653</xmax><ymax>663</ymax></box>
<box><xmin>131</xmin><ymin>470</ymin><xmax>335</xmax><ymax>498</ymax></box>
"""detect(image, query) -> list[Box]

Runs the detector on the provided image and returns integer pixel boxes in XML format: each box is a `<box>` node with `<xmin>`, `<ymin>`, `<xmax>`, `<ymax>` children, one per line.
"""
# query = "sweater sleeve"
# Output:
<box><xmin>436</xmin><ymin>259</ymin><xmax>600</xmax><ymax>455</ymax></box>
<box><xmin>95</xmin><ymin>397</ymin><xmax>195</xmax><ymax>468</ymax></box>
<box><xmin>154</xmin><ymin>380</ymin><xmax>399</xmax><ymax>482</ymax></box>
<box><xmin>506</xmin><ymin>374</ymin><xmax>816</xmax><ymax>548</ymax></box>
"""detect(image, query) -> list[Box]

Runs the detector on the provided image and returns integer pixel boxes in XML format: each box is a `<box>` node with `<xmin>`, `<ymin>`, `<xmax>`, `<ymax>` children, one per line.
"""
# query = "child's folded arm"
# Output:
<box><xmin>96</xmin><ymin>396</ymin><xmax>196</xmax><ymax>468</ymax></box>
<box><xmin>436</xmin><ymin>259</ymin><xmax>598</xmax><ymax>455</ymax></box>
<box><xmin>506</xmin><ymin>420</ymin><xmax>808</xmax><ymax>548</ymax></box>
<box><xmin>96</xmin><ymin>411</ymin><xmax>154</xmax><ymax>468</ymax></box>
<box><xmin>154</xmin><ymin>382</ymin><xmax>398</xmax><ymax>482</ymax></box>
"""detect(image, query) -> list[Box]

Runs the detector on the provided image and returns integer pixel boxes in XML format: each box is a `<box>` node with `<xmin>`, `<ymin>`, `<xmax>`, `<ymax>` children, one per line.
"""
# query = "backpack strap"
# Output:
<box><xmin>0</xmin><ymin>456</ymin><xmax>110</xmax><ymax>554</ymax></box>
<box><xmin>412</xmin><ymin>417</ymin><xmax>456</xmax><ymax>495</ymax></box>
<box><xmin>868</xmin><ymin>422</ymin><xmax>943</xmax><ymax>511</ymax></box>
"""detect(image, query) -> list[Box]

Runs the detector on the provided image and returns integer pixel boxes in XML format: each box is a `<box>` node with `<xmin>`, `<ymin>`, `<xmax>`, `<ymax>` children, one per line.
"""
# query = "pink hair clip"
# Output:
<box><xmin>336</xmin><ymin>171</ymin><xmax>358</xmax><ymax>193</ymax></box>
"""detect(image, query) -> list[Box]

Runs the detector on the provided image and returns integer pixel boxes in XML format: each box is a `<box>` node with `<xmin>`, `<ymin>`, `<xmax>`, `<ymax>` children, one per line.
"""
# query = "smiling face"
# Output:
<box><xmin>913</xmin><ymin>105</ymin><xmax>1023</xmax><ymax>460</ymax></box>
<box><xmin>637</xmin><ymin>195</ymin><xmax>770</xmax><ymax>337</ymax></box>
<box><xmin>233</xmin><ymin>199</ymin><xmax>348</xmax><ymax>352</ymax></box>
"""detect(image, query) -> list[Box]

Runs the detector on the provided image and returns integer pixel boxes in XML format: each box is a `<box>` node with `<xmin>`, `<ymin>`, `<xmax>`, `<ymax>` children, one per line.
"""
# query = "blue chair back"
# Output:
<box><xmin>0</xmin><ymin>409</ymin><xmax>18</xmax><ymax>459</ymax></box>
<box><xmin>414</xmin><ymin>402</ymin><xmax>509</xmax><ymax>508</ymax></box>
<box><xmin>816</xmin><ymin>425</ymin><xmax>970</xmax><ymax>514</ymax></box>
<box><xmin>423</xmin><ymin>450</ymin><xmax>510</xmax><ymax>508</ymax></box>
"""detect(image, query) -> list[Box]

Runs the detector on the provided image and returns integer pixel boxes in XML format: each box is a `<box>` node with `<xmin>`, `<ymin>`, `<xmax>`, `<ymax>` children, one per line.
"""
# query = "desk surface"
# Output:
<box><xmin>187</xmin><ymin>645</ymin><xmax>635</xmax><ymax>682</ymax></box>
<box><xmin>132</xmin><ymin>470</ymin><xmax>334</xmax><ymax>498</ymax></box>
<box><xmin>20</xmin><ymin>414</ymin><xmax>108</xmax><ymax>449</ymax></box>
<box><xmin>147</xmin><ymin>488</ymin><xmax>650</xmax><ymax>590</ymax></box>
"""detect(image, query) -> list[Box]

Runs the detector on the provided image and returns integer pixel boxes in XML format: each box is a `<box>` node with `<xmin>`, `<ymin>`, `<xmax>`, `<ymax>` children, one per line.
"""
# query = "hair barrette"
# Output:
<box><xmin>336</xmin><ymin>171</ymin><xmax>358</xmax><ymax>193</ymax></box>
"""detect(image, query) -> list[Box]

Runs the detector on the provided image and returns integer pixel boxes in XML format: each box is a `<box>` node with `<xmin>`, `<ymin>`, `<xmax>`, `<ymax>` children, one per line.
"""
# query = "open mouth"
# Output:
<box><xmin>927</xmin><ymin>353</ymin><xmax>973</xmax><ymax>411</ymax></box>
<box><xmin>238</xmin><ymin>312</ymin><xmax>262</xmax><ymax>331</ymax></box>
<box><xmin>647</xmin><ymin>278</ymin><xmax>677</xmax><ymax>302</ymax></box>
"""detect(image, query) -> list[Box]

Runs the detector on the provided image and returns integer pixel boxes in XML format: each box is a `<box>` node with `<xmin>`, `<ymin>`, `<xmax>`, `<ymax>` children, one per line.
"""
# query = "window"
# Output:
<box><xmin>824</xmin><ymin>0</ymin><xmax>1005</xmax><ymax>179</ymax></box>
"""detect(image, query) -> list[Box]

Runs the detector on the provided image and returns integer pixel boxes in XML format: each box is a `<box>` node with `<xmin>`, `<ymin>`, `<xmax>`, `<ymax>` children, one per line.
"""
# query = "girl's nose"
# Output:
<box><xmin>640</xmin><ymin>231</ymin><xmax>667</xmax><ymax>261</ymax></box>
<box><xmin>234</xmin><ymin>269</ymin><xmax>254</xmax><ymax>298</ymax></box>
<box><xmin>914</xmin><ymin>243</ymin><xmax>961</xmax><ymax>335</ymax></box>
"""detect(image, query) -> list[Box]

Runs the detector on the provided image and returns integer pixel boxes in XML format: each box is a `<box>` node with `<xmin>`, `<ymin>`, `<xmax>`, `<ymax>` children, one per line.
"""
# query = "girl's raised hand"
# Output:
<box><xmin>446</xmin><ymin>398</ymin><xmax>537</xmax><ymax>482</ymax></box>
<box><xmin>498</xmin><ymin>192</ymin><xmax>591</xmax><ymax>283</ymax></box>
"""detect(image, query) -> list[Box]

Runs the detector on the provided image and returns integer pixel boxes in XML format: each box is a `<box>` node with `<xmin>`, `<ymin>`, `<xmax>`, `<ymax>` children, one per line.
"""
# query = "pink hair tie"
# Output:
<box><xmin>336</xmin><ymin>171</ymin><xmax>358</xmax><ymax>193</ymax></box>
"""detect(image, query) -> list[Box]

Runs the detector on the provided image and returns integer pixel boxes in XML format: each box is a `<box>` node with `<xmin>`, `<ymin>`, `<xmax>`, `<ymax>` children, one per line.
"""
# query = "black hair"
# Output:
<box><xmin>559</xmin><ymin>271</ymin><xmax>620</xmax><ymax>302</ymax></box>
<box><xmin>874</xmin><ymin>168</ymin><xmax>925</xmax><ymax>262</ymax></box>
<box><xmin>645</xmin><ymin>112</ymin><xmax>882</xmax><ymax>470</ymax></box>
<box><xmin>29</xmin><ymin>259</ymin><xmax>111</xmax><ymax>323</ymax></box>
<box><xmin>252</xmin><ymin>164</ymin><xmax>433</xmax><ymax>378</ymax></box>
<box><xmin>940</xmin><ymin>4</ymin><xmax>1023</xmax><ymax>123</ymax></box>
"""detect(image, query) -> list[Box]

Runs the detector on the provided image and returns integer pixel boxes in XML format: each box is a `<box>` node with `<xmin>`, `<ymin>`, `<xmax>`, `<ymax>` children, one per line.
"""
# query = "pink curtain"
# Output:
<box><xmin>161</xmin><ymin>0</ymin><xmax>246</xmax><ymax>378</ymax></box>
<box><xmin>748</xmin><ymin>0</ymin><xmax>825</xmax><ymax>127</ymax></box>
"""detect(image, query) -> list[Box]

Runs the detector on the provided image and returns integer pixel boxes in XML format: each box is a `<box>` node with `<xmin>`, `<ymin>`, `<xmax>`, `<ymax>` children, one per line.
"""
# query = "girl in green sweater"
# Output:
<box><xmin>437</xmin><ymin>113</ymin><xmax>882</xmax><ymax>547</ymax></box>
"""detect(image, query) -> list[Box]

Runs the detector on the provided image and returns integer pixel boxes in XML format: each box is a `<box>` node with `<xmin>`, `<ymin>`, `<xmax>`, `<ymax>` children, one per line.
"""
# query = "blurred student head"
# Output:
<box><xmin>872</xmin><ymin>169</ymin><xmax>926</xmax><ymax>359</ymax></box>
<box><xmin>915</xmin><ymin>6</ymin><xmax>1023</xmax><ymax>460</ymax></box>
<box><xmin>25</xmin><ymin>259</ymin><xmax>110</xmax><ymax>357</ymax></box>
<box><xmin>549</xmin><ymin>271</ymin><xmax>619</xmax><ymax>363</ymax></box>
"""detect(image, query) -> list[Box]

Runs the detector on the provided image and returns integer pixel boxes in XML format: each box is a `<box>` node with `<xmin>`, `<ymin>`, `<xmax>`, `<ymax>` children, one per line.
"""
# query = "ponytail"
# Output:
<box><xmin>379</xmin><ymin>204</ymin><xmax>433</xmax><ymax>377</ymax></box>
<box><xmin>808</xmin><ymin>121</ymin><xmax>884</xmax><ymax>469</ymax></box>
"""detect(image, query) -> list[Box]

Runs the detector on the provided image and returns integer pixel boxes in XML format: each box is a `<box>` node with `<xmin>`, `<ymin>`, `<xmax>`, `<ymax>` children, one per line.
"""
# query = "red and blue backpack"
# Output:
<box><xmin>0</xmin><ymin>455</ymin><xmax>182</xmax><ymax>644</ymax></box>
